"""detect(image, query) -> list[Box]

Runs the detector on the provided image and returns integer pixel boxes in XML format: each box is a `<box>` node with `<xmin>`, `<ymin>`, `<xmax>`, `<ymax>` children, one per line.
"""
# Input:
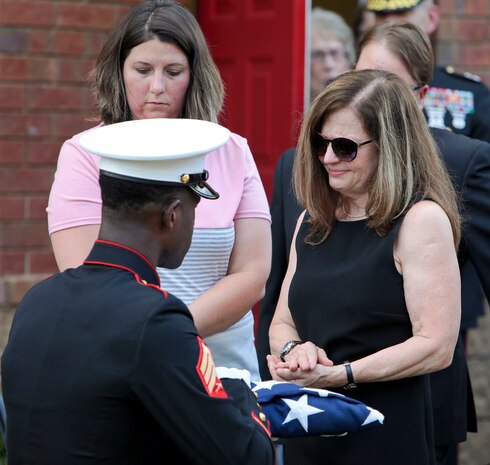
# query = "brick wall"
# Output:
<box><xmin>437</xmin><ymin>0</ymin><xmax>490</xmax><ymax>86</ymax></box>
<box><xmin>0</xmin><ymin>0</ymin><xmax>140</xmax><ymax>315</ymax></box>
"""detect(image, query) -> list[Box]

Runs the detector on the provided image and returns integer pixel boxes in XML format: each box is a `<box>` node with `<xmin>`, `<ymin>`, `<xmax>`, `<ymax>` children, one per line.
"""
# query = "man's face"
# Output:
<box><xmin>310</xmin><ymin>34</ymin><xmax>351</xmax><ymax>99</ymax></box>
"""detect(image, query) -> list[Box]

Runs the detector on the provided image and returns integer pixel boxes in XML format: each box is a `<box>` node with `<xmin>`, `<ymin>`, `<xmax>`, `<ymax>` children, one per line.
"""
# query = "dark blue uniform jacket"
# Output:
<box><xmin>2</xmin><ymin>241</ymin><xmax>274</xmax><ymax>465</ymax></box>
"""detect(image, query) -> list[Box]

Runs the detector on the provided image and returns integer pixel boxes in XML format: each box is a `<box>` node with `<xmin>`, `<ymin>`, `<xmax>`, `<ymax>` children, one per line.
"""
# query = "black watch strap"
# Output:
<box><xmin>279</xmin><ymin>340</ymin><xmax>303</xmax><ymax>362</ymax></box>
<box><xmin>343</xmin><ymin>361</ymin><xmax>357</xmax><ymax>389</ymax></box>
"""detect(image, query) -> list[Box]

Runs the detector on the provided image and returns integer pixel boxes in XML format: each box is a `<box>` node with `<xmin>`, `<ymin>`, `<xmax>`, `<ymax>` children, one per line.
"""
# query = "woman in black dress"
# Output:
<box><xmin>267</xmin><ymin>69</ymin><xmax>461</xmax><ymax>465</ymax></box>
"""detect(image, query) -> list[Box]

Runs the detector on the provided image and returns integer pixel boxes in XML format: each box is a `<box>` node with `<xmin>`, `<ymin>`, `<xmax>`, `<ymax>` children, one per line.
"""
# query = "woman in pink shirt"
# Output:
<box><xmin>47</xmin><ymin>0</ymin><xmax>271</xmax><ymax>381</ymax></box>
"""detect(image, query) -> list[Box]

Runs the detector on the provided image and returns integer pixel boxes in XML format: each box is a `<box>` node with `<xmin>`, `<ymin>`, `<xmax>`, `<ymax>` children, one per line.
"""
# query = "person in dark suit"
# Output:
<box><xmin>1</xmin><ymin>119</ymin><xmax>274</xmax><ymax>465</ymax></box>
<box><xmin>365</xmin><ymin>0</ymin><xmax>489</xmax><ymax>350</ymax></box>
<box><xmin>365</xmin><ymin>0</ymin><xmax>490</xmax><ymax>143</ymax></box>
<box><xmin>257</xmin><ymin>22</ymin><xmax>490</xmax><ymax>465</ymax></box>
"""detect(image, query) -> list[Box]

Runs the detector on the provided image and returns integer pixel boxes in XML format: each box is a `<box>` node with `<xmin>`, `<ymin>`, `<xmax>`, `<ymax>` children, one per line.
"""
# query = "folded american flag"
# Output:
<box><xmin>251</xmin><ymin>380</ymin><xmax>384</xmax><ymax>438</ymax></box>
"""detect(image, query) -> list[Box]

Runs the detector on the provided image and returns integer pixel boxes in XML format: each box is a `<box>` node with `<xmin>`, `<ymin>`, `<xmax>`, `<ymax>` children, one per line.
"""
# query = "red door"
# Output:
<box><xmin>197</xmin><ymin>0</ymin><xmax>307</xmax><ymax>199</ymax></box>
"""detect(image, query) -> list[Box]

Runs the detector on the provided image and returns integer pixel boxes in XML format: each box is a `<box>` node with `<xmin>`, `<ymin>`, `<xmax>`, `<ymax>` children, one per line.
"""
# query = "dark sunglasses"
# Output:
<box><xmin>314</xmin><ymin>133</ymin><xmax>374</xmax><ymax>162</ymax></box>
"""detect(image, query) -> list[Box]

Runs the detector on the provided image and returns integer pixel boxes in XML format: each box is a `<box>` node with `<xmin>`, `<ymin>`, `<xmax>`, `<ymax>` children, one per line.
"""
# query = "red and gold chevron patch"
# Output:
<box><xmin>196</xmin><ymin>336</ymin><xmax>228</xmax><ymax>399</ymax></box>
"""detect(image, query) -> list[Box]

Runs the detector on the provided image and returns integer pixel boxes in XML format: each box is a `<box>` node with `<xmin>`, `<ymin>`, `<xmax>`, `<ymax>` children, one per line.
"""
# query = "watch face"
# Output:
<box><xmin>279</xmin><ymin>340</ymin><xmax>302</xmax><ymax>361</ymax></box>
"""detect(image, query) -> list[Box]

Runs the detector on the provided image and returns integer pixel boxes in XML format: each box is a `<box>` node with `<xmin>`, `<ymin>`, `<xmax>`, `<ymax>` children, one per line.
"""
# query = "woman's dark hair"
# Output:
<box><xmin>91</xmin><ymin>0</ymin><xmax>224</xmax><ymax>124</ymax></box>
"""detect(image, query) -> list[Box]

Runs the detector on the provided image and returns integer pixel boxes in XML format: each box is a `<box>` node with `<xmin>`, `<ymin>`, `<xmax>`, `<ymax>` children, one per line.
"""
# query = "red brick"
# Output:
<box><xmin>456</xmin><ymin>20</ymin><xmax>487</xmax><ymax>41</ymax></box>
<box><xmin>1</xmin><ymin>2</ymin><xmax>55</xmax><ymax>26</ymax></box>
<box><xmin>0</xmin><ymin>196</ymin><xmax>24</xmax><ymax>220</ymax></box>
<box><xmin>30</xmin><ymin>29</ymin><xmax>53</xmax><ymax>54</ymax></box>
<box><xmin>26</xmin><ymin>141</ymin><xmax>62</xmax><ymax>164</ymax></box>
<box><xmin>29</xmin><ymin>250</ymin><xmax>58</xmax><ymax>274</ymax></box>
<box><xmin>0</xmin><ymin>57</ymin><xmax>29</xmax><ymax>80</ymax></box>
<box><xmin>0</xmin><ymin>56</ymin><xmax>58</xmax><ymax>82</ymax></box>
<box><xmin>0</xmin><ymin>85</ymin><xmax>25</xmax><ymax>109</ymax></box>
<box><xmin>58</xmin><ymin>4</ymin><xmax>120</xmax><ymax>31</ymax></box>
<box><xmin>438</xmin><ymin>0</ymin><xmax>456</xmax><ymax>14</ymax></box>
<box><xmin>58</xmin><ymin>58</ymin><xmax>90</xmax><ymax>83</ymax></box>
<box><xmin>26</xmin><ymin>86</ymin><xmax>84</xmax><ymax>111</ymax></box>
<box><xmin>0</xmin><ymin>114</ymin><xmax>51</xmax><ymax>137</ymax></box>
<box><xmin>29</xmin><ymin>57</ymin><xmax>58</xmax><ymax>81</ymax></box>
<box><xmin>54</xmin><ymin>114</ymin><xmax>96</xmax><ymax>138</ymax></box>
<box><xmin>86</xmin><ymin>31</ymin><xmax>112</xmax><ymax>56</ymax></box>
<box><xmin>0</xmin><ymin>141</ymin><xmax>24</xmax><ymax>163</ymax></box>
<box><xmin>0</xmin><ymin>168</ymin><xmax>54</xmax><ymax>193</ymax></box>
<box><xmin>27</xmin><ymin>195</ymin><xmax>50</xmax><ymax>220</ymax></box>
<box><xmin>0</xmin><ymin>223</ymin><xmax>50</xmax><ymax>247</ymax></box>
<box><xmin>0</xmin><ymin>252</ymin><xmax>25</xmax><ymax>275</ymax></box>
<box><xmin>465</xmin><ymin>0</ymin><xmax>488</xmax><ymax>15</ymax></box>
<box><xmin>460</xmin><ymin>44</ymin><xmax>490</xmax><ymax>67</ymax></box>
<box><xmin>54</xmin><ymin>30</ymin><xmax>86</xmax><ymax>56</ymax></box>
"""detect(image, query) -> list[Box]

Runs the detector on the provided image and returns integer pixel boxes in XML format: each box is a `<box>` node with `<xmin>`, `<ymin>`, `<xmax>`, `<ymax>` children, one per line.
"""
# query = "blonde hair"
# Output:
<box><xmin>294</xmin><ymin>69</ymin><xmax>460</xmax><ymax>247</ymax></box>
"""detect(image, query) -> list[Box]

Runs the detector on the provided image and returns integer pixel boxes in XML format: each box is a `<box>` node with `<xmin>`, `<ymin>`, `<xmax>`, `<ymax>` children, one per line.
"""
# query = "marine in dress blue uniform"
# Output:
<box><xmin>1</xmin><ymin>119</ymin><xmax>274</xmax><ymax>465</ymax></box>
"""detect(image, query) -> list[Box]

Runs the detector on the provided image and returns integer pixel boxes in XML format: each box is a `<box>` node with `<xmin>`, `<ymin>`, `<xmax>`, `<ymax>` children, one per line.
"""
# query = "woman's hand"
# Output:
<box><xmin>267</xmin><ymin>341</ymin><xmax>334</xmax><ymax>385</ymax></box>
<box><xmin>280</xmin><ymin>341</ymin><xmax>333</xmax><ymax>372</ymax></box>
<box><xmin>267</xmin><ymin>353</ymin><xmax>344</xmax><ymax>389</ymax></box>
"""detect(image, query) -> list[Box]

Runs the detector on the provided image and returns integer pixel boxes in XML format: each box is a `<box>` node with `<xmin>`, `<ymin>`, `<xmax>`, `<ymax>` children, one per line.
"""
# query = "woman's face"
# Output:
<box><xmin>317</xmin><ymin>107</ymin><xmax>378</xmax><ymax>198</ymax></box>
<box><xmin>123</xmin><ymin>39</ymin><xmax>191</xmax><ymax>120</ymax></box>
<box><xmin>355</xmin><ymin>42</ymin><xmax>426</xmax><ymax>109</ymax></box>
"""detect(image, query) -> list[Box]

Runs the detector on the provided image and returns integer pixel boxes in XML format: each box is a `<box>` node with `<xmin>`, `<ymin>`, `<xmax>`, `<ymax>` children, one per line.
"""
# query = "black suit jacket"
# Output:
<box><xmin>257</xmin><ymin>128</ymin><xmax>490</xmax><ymax>446</ymax></box>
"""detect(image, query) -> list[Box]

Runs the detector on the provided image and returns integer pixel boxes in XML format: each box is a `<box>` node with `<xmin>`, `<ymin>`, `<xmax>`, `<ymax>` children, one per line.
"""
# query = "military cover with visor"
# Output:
<box><xmin>366</xmin><ymin>0</ymin><xmax>424</xmax><ymax>13</ymax></box>
<box><xmin>79</xmin><ymin>118</ymin><xmax>230</xmax><ymax>200</ymax></box>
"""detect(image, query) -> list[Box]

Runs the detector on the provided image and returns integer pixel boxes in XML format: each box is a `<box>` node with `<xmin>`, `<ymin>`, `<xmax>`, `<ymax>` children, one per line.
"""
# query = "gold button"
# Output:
<box><xmin>181</xmin><ymin>174</ymin><xmax>190</xmax><ymax>184</ymax></box>
<box><xmin>141</xmin><ymin>280</ymin><xmax>147</xmax><ymax>284</ymax></box>
<box><xmin>259</xmin><ymin>412</ymin><xmax>267</xmax><ymax>422</ymax></box>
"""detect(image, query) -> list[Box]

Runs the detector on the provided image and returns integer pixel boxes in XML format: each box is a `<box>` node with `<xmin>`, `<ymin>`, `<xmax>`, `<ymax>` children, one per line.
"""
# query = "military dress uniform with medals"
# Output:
<box><xmin>367</xmin><ymin>0</ymin><xmax>490</xmax><ymax>144</ymax></box>
<box><xmin>426</xmin><ymin>66</ymin><xmax>490</xmax><ymax>143</ymax></box>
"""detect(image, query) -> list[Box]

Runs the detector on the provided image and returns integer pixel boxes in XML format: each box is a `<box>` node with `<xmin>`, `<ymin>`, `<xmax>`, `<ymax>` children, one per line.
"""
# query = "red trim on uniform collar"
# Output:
<box><xmin>83</xmin><ymin>259</ymin><xmax>168</xmax><ymax>298</ymax></box>
<box><xmin>94</xmin><ymin>239</ymin><xmax>155</xmax><ymax>270</ymax></box>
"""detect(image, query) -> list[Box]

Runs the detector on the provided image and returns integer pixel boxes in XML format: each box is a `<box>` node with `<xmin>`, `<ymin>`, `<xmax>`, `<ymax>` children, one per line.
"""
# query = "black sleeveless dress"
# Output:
<box><xmin>283</xmin><ymin>216</ymin><xmax>436</xmax><ymax>465</ymax></box>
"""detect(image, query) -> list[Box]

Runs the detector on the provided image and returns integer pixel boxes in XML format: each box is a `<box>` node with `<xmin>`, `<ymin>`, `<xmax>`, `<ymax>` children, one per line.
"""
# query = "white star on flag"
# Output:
<box><xmin>362</xmin><ymin>407</ymin><xmax>385</xmax><ymax>426</ymax></box>
<box><xmin>282</xmin><ymin>394</ymin><xmax>324</xmax><ymax>432</ymax></box>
